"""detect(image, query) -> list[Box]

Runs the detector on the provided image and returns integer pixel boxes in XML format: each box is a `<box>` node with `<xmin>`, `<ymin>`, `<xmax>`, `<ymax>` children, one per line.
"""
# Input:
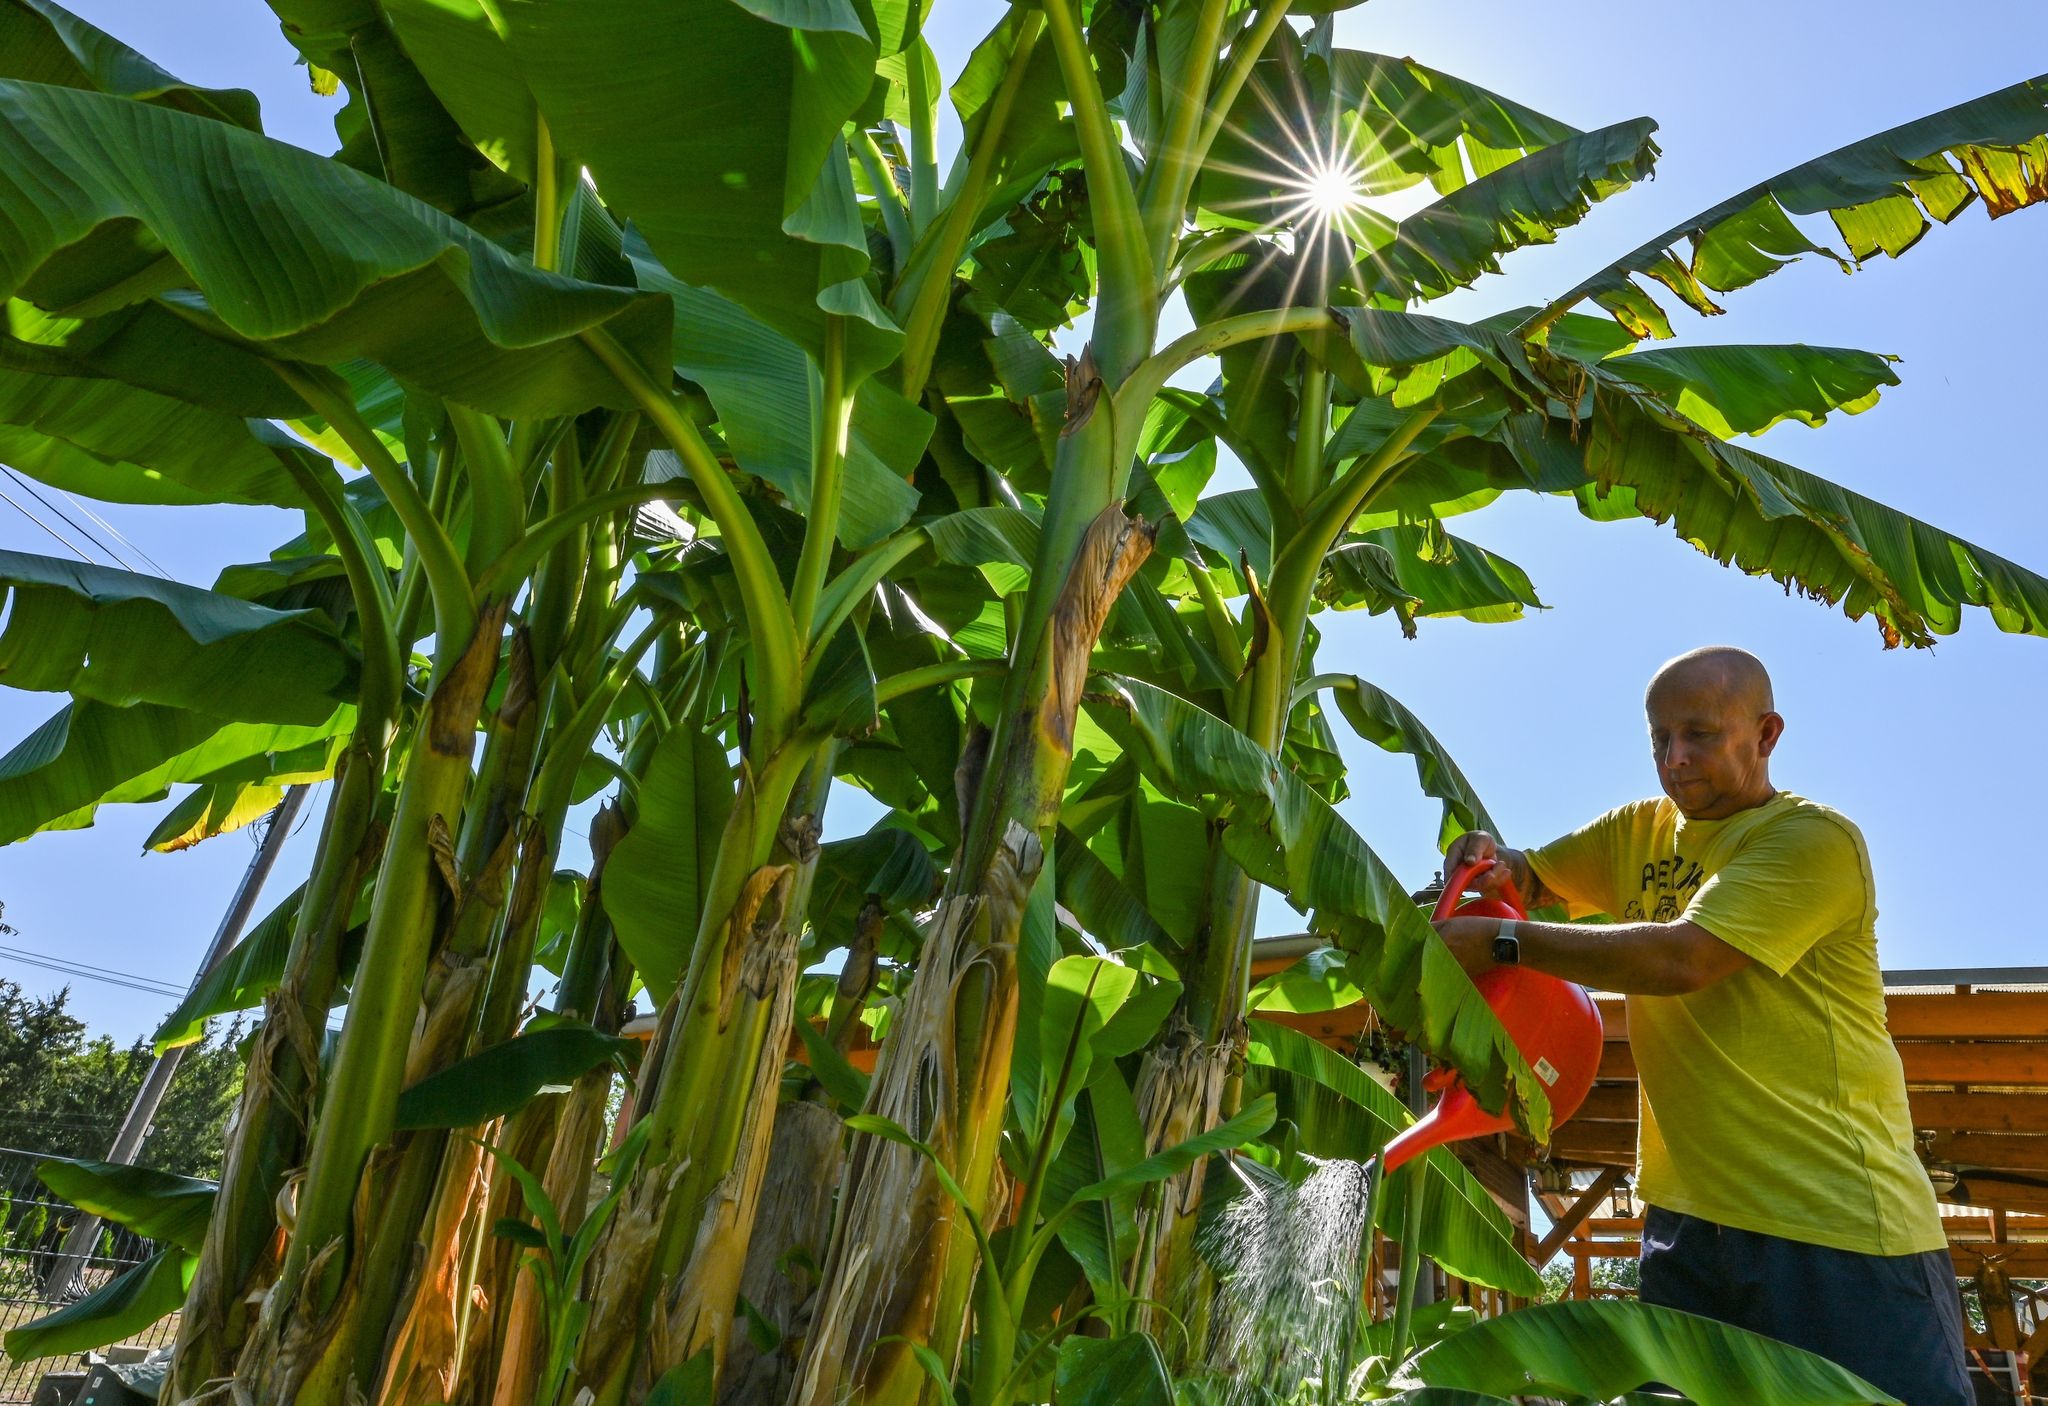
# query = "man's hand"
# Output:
<box><xmin>1443</xmin><ymin>830</ymin><xmax>1522</xmax><ymax>903</ymax></box>
<box><xmin>1433</xmin><ymin>914</ymin><xmax>1504</xmax><ymax>979</ymax></box>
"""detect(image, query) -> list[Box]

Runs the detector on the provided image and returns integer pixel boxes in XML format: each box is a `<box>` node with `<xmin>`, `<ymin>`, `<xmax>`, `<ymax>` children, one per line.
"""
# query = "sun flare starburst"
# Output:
<box><xmin>1291</xmin><ymin>154</ymin><xmax>1370</xmax><ymax>226</ymax></box>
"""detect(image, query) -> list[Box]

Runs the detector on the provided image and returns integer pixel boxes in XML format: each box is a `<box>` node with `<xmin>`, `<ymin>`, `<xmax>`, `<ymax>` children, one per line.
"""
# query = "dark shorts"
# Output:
<box><xmin>1639</xmin><ymin>1205</ymin><xmax>1972</xmax><ymax>1406</ymax></box>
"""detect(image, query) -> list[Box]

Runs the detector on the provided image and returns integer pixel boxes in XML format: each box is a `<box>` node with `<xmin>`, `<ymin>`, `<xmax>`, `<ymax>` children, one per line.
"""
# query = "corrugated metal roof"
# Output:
<box><xmin>1884</xmin><ymin>967</ymin><xmax>2048</xmax><ymax>994</ymax></box>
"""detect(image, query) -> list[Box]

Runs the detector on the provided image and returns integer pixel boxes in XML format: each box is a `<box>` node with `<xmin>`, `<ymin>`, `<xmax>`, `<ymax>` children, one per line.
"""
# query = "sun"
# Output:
<box><xmin>1300</xmin><ymin>155</ymin><xmax>1366</xmax><ymax>223</ymax></box>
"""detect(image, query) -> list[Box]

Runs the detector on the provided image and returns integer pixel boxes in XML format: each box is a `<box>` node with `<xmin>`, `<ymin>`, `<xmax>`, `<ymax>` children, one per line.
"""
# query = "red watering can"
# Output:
<box><xmin>1378</xmin><ymin>858</ymin><xmax>1604</xmax><ymax>1173</ymax></box>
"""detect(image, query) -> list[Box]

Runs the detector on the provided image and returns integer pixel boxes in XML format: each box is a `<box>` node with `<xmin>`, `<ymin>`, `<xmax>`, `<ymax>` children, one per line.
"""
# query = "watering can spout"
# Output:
<box><xmin>1379</xmin><ymin>860</ymin><xmax>1605</xmax><ymax>1174</ymax></box>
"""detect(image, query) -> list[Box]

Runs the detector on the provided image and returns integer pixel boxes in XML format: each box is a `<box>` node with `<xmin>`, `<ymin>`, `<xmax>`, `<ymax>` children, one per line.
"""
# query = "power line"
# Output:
<box><xmin>0</xmin><ymin>468</ymin><xmax>141</xmax><ymax>572</ymax></box>
<box><xmin>0</xmin><ymin>945</ymin><xmax>186</xmax><ymax>989</ymax></box>
<box><xmin>54</xmin><ymin>487</ymin><xmax>169</xmax><ymax>578</ymax></box>
<box><xmin>0</xmin><ymin>947</ymin><xmax>187</xmax><ymax>1000</ymax></box>
<box><xmin>0</xmin><ymin>479</ymin><xmax>96</xmax><ymax>563</ymax></box>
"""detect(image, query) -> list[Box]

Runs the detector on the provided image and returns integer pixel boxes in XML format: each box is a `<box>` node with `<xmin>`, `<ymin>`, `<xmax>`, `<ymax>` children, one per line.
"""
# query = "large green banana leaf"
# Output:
<box><xmin>1392</xmin><ymin>1300</ymin><xmax>1899</xmax><ymax>1405</ymax></box>
<box><xmin>0</xmin><ymin>551</ymin><xmax>357</xmax><ymax>723</ymax></box>
<box><xmin>379</xmin><ymin>0</ymin><xmax>541</xmax><ymax>182</ymax></box>
<box><xmin>1561</xmin><ymin>365</ymin><xmax>2048</xmax><ymax>646</ymax></box>
<box><xmin>1317</xmin><ymin>524</ymin><xmax>1544</xmax><ymax>632</ymax></box>
<box><xmin>1601</xmin><ymin>344</ymin><xmax>1899</xmax><ymax>438</ymax></box>
<box><xmin>501</xmin><ymin>0</ymin><xmax>898</xmax><ymax>373</ymax></box>
<box><xmin>394</xmin><ymin>1022</ymin><xmax>632</xmax><ymax>1130</ymax></box>
<box><xmin>0</xmin><ymin>79</ymin><xmax>669</xmax><ymax>416</ymax></box>
<box><xmin>1052</xmin><ymin>827</ymin><xmax>1178</xmax><ymax>961</ymax></box>
<box><xmin>3</xmin><ymin>1248</ymin><xmax>193</xmax><ymax>1363</ymax></box>
<box><xmin>0</xmin><ymin>296</ymin><xmax>303</xmax><ymax>419</ymax></box>
<box><xmin>1529</xmin><ymin>74</ymin><xmax>2048</xmax><ymax>338</ymax></box>
<box><xmin>1201</xmin><ymin>45</ymin><xmax>1586</xmax><ymax>234</ymax></box>
<box><xmin>259</xmin><ymin>0</ymin><xmax>523</xmax><ymax>216</ymax></box>
<box><xmin>34</xmin><ymin>1157</ymin><xmax>217</xmax><ymax>1254</ymax></box>
<box><xmin>0</xmin><ymin>0</ymin><xmax>258</xmax><ymax>126</ymax></box>
<box><xmin>0</xmin><ymin>368</ymin><xmax>316</xmax><ymax>506</ymax></box>
<box><xmin>1307</xmin><ymin>308</ymin><xmax>2048</xmax><ymax>649</ymax></box>
<box><xmin>1088</xmin><ymin>676</ymin><xmax>1551</xmax><ymax>1137</ymax></box>
<box><xmin>1358</xmin><ymin>119</ymin><xmax>1660</xmax><ymax>302</ymax></box>
<box><xmin>600</xmin><ymin>723</ymin><xmax>735</xmax><ymax>1007</ymax></box>
<box><xmin>0</xmin><ymin>699</ymin><xmax>352</xmax><ymax>845</ymax></box>
<box><xmin>1331</xmin><ymin>51</ymin><xmax>1584</xmax><ymax>195</ymax></box>
<box><xmin>1296</xmin><ymin>674</ymin><xmax>1497</xmax><ymax>849</ymax></box>
<box><xmin>153</xmin><ymin>877</ymin><xmax>371</xmax><ymax>1051</ymax></box>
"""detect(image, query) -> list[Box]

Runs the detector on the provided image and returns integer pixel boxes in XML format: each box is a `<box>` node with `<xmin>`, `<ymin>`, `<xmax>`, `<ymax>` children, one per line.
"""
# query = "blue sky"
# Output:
<box><xmin>3</xmin><ymin>0</ymin><xmax>2045</xmax><ymax>1041</ymax></box>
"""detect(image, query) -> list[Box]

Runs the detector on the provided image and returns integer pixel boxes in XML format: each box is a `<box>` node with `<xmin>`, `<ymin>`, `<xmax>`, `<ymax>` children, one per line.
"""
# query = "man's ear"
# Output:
<box><xmin>1757</xmin><ymin>711</ymin><xmax>1785</xmax><ymax>757</ymax></box>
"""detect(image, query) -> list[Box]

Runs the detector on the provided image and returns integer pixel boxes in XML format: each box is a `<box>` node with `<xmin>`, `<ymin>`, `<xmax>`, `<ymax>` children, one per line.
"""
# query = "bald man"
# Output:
<box><xmin>1436</xmin><ymin>647</ymin><xmax>1969</xmax><ymax>1405</ymax></box>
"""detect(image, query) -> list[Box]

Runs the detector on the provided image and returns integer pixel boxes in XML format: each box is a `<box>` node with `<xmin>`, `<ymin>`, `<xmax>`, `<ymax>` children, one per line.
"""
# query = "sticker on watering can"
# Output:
<box><xmin>1534</xmin><ymin>1057</ymin><xmax>1561</xmax><ymax>1087</ymax></box>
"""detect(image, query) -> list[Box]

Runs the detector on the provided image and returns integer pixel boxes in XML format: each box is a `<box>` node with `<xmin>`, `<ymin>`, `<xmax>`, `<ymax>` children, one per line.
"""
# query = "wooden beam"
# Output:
<box><xmin>1260</xmin><ymin>1005</ymin><xmax>1372</xmax><ymax>1046</ymax></box>
<box><xmin>1563</xmin><ymin>1085</ymin><xmax>2048</xmax><ymax>1137</ymax></box>
<box><xmin>1576</xmin><ymin>1085</ymin><xmax>1640</xmax><ymax>1122</ymax></box>
<box><xmin>1952</xmin><ymin>1180</ymin><xmax>2048</xmax><ymax>1217</ymax></box>
<box><xmin>1532</xmin><ymin>1168</ymin><xmax>1623</xmax><ymax>1266</ymax></box>
<box><xmin>1455</xmin><ymin>1138</ymin><xmax>1533</xmax><ymax>1230</ymax></box>
<box><xmin>1597</xmin><ymin>992</ymin><xmax>2048</xmax><ymax>1041</ymax></box>
<box><xmin>1586</xmin><ymin>1217</ymin><xmax>1647</xmax><ymax>1237</ymax></box>
<box><xmin>1550</xmin><ymin>1122</ymin><xmax>1638</xmax><ymax>1161</ymax></box>
<box><xmin>1923</xmin><ymin>1131</ymin><xmax>2048</xmax><ymax>1175</ymax></box>
<box><xmin>1599</xmin><ymin>1041</ymin><xmax>2048</xmax><ymax>1085</ymax></box>
<box><xmin>1898</xmin><ymin>1044</ymin><xmax>2048</xmax><ymax>1085</ymax></box>
<box><xmin>1888</xmin><ymin>992</ymin><xmax>2048</xmax><ymax>1039</ymax></box>
<box><xmin>1952</xmin><ymin>1244</ymin><xmax>2048</xmax><ymax>1278</ymax></box>
<box><xmin>2024</xmin><ymin>1316</ymin><xmax>2048</xmax><ymax>1383</ymax></box>
<box><xmin>1909</xmin><ymin>1090</ymin><xmax>2048</xmax><ymax>1136</ymax></box>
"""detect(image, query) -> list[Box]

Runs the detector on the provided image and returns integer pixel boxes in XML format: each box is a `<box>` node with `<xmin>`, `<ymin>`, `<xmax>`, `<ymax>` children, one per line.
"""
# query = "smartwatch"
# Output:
<box><xmin>1491</xmin><ymin>919</ymin><xmax>1521</xmax><ymax>967</ymax></box>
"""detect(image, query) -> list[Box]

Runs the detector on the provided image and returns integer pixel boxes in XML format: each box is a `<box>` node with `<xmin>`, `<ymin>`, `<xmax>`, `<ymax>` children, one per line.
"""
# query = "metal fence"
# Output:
<box><xmin>0</xmin><ymin>1147</ymin><xmax>173</xmax><ymax>1404</ymax></box>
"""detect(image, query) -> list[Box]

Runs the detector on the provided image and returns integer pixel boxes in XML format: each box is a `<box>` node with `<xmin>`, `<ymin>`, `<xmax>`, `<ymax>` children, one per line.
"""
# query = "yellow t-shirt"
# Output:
<box><xmin>1526</xmin><ymin>791</ymin><xmax>1945</xmax><ymax>1257</ymax></box>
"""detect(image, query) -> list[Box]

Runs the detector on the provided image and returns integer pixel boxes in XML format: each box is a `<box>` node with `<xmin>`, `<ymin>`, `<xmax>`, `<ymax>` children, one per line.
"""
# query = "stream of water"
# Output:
<box><xmin>1197</xmin><ymin>1154</ymin><xmax>1382</xmax><ymax>1406</ymax></box>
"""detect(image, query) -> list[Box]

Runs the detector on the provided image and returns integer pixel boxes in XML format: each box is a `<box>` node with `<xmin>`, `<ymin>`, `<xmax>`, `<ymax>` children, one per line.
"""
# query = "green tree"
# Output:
<box><xmin>0</xmin><ymin>980</ymin><xmax>246</xmax><ymax>1177</ymax></box>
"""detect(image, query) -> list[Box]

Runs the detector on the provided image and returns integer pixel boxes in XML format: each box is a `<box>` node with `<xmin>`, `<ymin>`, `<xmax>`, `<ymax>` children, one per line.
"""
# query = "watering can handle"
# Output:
<box><xmin>1434</xmin><ymin>857</ymin><xmax>1529</xmax><ymax>922</ymax></box>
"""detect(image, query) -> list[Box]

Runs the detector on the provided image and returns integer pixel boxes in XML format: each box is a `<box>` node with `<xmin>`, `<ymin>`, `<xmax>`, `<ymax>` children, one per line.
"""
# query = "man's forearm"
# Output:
<box><xmin>1513</xmin><ymin>918</ymin><xmax>1744</xmax><ymax>996</ymax></box>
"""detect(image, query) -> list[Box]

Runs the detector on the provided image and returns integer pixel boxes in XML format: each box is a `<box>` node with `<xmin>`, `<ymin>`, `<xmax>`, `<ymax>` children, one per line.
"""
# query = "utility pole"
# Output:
<box><xmin>42</xmin><ymin>786</ymin><xmax>309</xmax><ymax>1298</ymax></box>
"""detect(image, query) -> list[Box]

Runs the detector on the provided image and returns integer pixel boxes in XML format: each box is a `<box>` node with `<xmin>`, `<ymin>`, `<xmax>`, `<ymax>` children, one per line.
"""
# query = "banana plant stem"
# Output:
<box><xmin>580</xmin><ymin>328</ymin><xmax>802</xmax><ymax>744</ymax></box>
<box><xmin>855</xmin><ymin>129</ymin><xmax>913</xmax><ymax>264</ymax></box>
<box><xmin>1269</xmin><ymin>405</ymin><xmax>1442</xmax><ymax>638</ymax></box>
<box><xmin>897</xmin><ymin>8</ymin><xmax>1046</xmax><ymax>401</ymax></box>
<box><xmin>904</xmin><ymin>12</ymin><xmax>939</xmax><ymax>234</ymax></box>
<box><xmin>1193</xmin><ymin>0</ymin><xmax>1297</xmax><ymax>166</ymax></box>
<box><xmin>809</xmin><ymin>526</ymin><xmax>927</xmax><ymax>658</ymax></box>
<box><xmin>276</xmin><ymin>362</ymin><xmax>477</xmax><ymax>658</ymax></box>
<box><xmin>1388</xmin><ymin>1162</ymin><xmax>1431</xmax><ymax>1363</ymax></box>
<box><xmin>447</xmin><ymin>403</ymin><xmax>526</xmax><ymax>575</ymax></box>
<box><xmin>791</xmin><ymin>316</ymin><xmax>851</xmax><ymax>637</ymax></box>
<box><xmin>1039</xmin><ymin>0</ymin><xmax>1155</xmax><ymax>383</ymax></box>
<box><xmin>1140</xmin><ymin>0</ymin><xmax>1230</xmax><ymax>268</ymax></box>
<box><xmin>532</xmin><ymin>115</ymin><xmax>563</xmax><ymax>274</ymax></box>
<box><xmin>476</xmin><ymin>481</ymin><xmax>684</xmax><ymax>601</ymax></box>
<box><xmin>1113</xmin><ymin>307</ymin><xmax>1335</xmax><ymax>459</ymax></box>
<box><xmin>272</xmin><ymin>455</ymin><xmax>401</xmax><ymax>734</ymax></box>
<box><xmin>1288</xmin><ymin>361</ymin><xmax>1330</xmax><ymax>509</ymax></box>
